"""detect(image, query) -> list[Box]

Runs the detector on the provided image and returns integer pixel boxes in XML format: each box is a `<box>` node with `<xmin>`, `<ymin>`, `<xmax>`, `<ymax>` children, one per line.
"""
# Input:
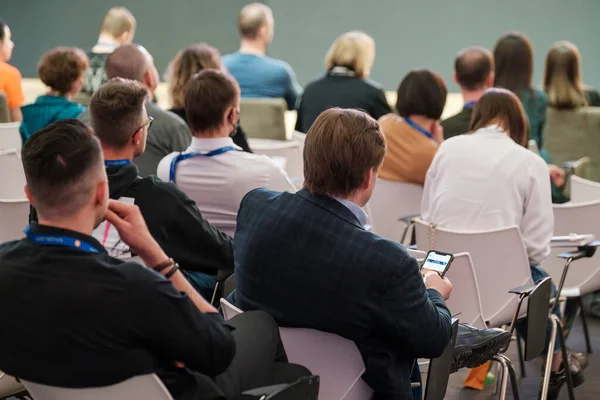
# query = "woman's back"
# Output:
<box><xmin>519</xmin><ymin>88</ymin><xmax>548</xmax><ymax>148</ymax></box>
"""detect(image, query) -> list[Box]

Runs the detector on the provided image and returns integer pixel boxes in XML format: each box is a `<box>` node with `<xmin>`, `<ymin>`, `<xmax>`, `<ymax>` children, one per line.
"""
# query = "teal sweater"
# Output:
<box><xmin>20</xmin><ymin>95</ymin><xmax>85</xmax><ymax>143</ymax></box>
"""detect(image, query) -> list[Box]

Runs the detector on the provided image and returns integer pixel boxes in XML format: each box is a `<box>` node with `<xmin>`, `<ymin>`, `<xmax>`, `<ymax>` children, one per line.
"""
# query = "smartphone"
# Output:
<box><xmin>421</xmin><ymin>250</ymin><xmax>454</xmax><ymax>278</ymax></box>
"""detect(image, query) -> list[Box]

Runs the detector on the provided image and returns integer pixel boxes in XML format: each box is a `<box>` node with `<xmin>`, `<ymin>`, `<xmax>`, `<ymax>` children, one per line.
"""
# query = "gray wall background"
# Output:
<box><xmin>4</xmin><ymin>0</ymin><xmax>600</xmax><ymax>91</ymax></box>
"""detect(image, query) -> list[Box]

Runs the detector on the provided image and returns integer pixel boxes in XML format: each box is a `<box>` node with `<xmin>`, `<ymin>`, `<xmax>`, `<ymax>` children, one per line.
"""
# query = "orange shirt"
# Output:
<box><xmin>0</xmin><ymin>60</ymin><xmax>25</xmax><ymax>110</ymax></box>
<box><xmin>378</xmin><ymin>114</ymin><xmax>439</xmax><ymax>185</ymax></box>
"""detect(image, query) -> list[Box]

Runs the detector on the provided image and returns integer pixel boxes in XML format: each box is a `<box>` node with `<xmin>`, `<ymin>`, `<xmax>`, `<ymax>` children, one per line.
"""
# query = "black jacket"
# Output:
<box><xmin>107</xmin><ymin>163</ymin><xmax>233</xmax><ymax>275</ymax></box>
<box><xmin>295</xmin><ymin>73</ymin><xmax>391</xmax><ymax>133</ymax></box>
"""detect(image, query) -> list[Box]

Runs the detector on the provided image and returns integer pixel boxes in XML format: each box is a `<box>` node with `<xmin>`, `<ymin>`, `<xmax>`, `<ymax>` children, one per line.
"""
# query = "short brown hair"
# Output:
<box><xmin>22</xmin><ymin>119</ymin><xmax>103</xmax><ymax>219</ymax></box>
<box><xmin>165</xmin><ymin>43</ymin><xmax>222</xmax><ymax>108</ymax></box>
<box><xmin>469</xmin><ymin>88</ymin><xmax>528</xmax><ymax>147</ymax></box>
<box><xmin>105</xmin><ymin>44</ymin><xmax>148</xmax><ymax>82</ymax></box>
<box><xmin>38</xmin><ymin>47</ymin><xmax>88</xmax><ymax>96</ymax></box>
<box><xmin>185</xmin><ymin>69</ymin><xmax>239</xmax><ymax>133</ymax></box>
<box><xmin>238</xmin><ymin>3</ymin><xmax>272</xmax><ymax>39</ymax></box>
<box><xmin>396</xmin><ymin>69</ymin><xmax>447</xmax><ymax>120</ymax></box>
<box><xmin>90</xmin><ymin>78</ymin><xmax>148</xmax><ymax>149</ymax></box>
<box><xmin>99</xmin><ymin>7</ymin><xmax>136</xmax><ymax>39</ymax></box>
<box><xmin>303</xmin><ymin>108</ymin><xmax>386</xmax><ymax>197</ymax></box>
<box><xmin>493</xmin><ymin>32</ymin><xmax>534</xmax><ymax>95</ymax></box>
<box><xmin>455</xmin><ymin>46</ymin><xmax>494</xmax><ymax>91</ymax></box>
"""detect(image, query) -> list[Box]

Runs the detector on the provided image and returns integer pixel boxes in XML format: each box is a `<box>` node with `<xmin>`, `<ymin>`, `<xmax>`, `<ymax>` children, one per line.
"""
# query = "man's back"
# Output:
<box><xmin>223</xmin><ymin>52</ymin><xmax>299</xmax><ymax>109</ymax></box>
<box><xmin>441</xmin><ymin>107</ymin><xmax>473</xmax><ymax>140</ymax></box>
<box><xmin>234</xmin><ymin>188</ymin><xmax>452</xmax><ymax>399</ymax></box>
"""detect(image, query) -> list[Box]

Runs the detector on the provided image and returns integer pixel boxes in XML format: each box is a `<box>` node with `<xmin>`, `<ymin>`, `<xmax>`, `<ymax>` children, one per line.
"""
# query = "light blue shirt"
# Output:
<box><xmin>334</xmin><ymin>197</ymin><xmax>369</xmax><ymax>227</ymax></box>
<box><xmin>222</xmin><ymin>52</ymin><xmax>301</xmax><ymax>110</ymax></box>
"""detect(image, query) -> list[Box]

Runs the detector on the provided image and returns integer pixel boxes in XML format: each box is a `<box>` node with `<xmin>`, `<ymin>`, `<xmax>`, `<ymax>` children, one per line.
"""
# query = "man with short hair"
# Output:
<box><xmin>441</xmin><ymin>46</ymin><xmax>494</xmax><ymax>139</ymax></box>
<box><xmin>0</xmin><ymin>119</ymin><xmax>309</xmax><ymax>400</ymax></box>
<box><xmin>223</xmin><ymin>2</ymin><xmax>301</xmax><ymax>109</ymax></box>
<box><xmin>90</xmin><ymin>77</ymin><xmax>233</xmax><ymax>299</ymax></box>
<box><xmin>157</xmin><ymin>69</ymin><xmax>294</xmax><ymax>236</ymax></box>
<box><xmin>233</xmin><ymin>108</ymin><xmax>512</xmax><ymax>399</ymax></box>
<box><xmin>82</xmin><ymin>7</ymin><xmax>136</xmax><ymax>95</ymax></box>
<box><xmin>80</xmin><ymin>44</ymin><xmax>191</xmax><ymax>177</ymax></box>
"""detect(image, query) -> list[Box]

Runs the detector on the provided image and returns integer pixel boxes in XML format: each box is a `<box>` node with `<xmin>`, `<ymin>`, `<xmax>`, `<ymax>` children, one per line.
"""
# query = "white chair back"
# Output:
<box><xmin>248</xmin><ymin>138</ymin><xmax>304</xmax><ymax>183</ymax></box>
<box><xmin>219</xmin><ymin>299</ymin><xmax>372</xmax><ymax>399</ymax></box>
<box><xmin>414</xmin><ymin>220</ymin><xmax>532</xmax><ymax>327</ymax></box>
<box><xmin>368</xmin><ymin>179</ymin><xmax>423</xmax><ymax>244</ymax></box>
<box><xmin>22</xmin><ymin>374</ymin><xmax>174</xmax><ymax>400</ymax></box>
<box><xmin>0</xmin><ymin>122</ymin><xmax>21</xmax><ymax>150</ymax></box>
<box><xmin>443</xmin><ymin>253</ymin><xmax>487</xmax><ymax>329</ymax></box>
<box><xmin>542</xmin><ymin>201</ymin><xmax>600</xmax><ymax>297</ymax></box>
<box><xmin>0</xmin><ymin>149</ymin><xmax>26</xmax><ymax>199</ymax></box>
<box><xmin>570</xmin><ymin>175</ymin><xmax>600</xmax><ymax>203</ymax></box>
<box><xmin>0</xmin><ymin>199</ymin><xmax>29</xmax><ymax>243</ymax></box>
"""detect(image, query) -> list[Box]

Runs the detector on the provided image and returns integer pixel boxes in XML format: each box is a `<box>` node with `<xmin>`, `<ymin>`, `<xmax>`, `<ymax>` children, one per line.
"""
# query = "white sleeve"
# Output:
<box><xmin>521</xmin><ymin>156</ymin><xmax>554</xmax><ymax>266</ymax></box>
<box><xmin>156</xmin><ymin>153</ymin><xmax>178</xmax><ymax>182</ymax></box>
<box><xmin>421</xmin><ymin>147</ymin><xmax>442</xmax><ymax>223</ymax></box>
<box><xmin>266</xmin><ymin>160</ymin><xmax>297</xmax><ymax>193</ymax></box>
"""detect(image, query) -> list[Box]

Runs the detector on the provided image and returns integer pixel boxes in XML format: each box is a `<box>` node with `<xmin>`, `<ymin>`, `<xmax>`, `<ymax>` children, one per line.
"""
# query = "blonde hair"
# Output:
<box><xmin>165</xmin><ymin>44</ymin><xmax>222</xmax><ymax>109</ymax></box>
<box><xmin>543</xmin><ymin>41</ymin><xmax>587</xmax><ymax>110</ymax></box>
<box><xmin>325</xmin><ymin>31</ymin><xmax>375</xmax><ymax>79</ymax></box>
<box><xmin>100</xmin><ymin>7</ymin><xmax>136</xmax><ymax>39</ymax></box>
<box><xmin>238</xmin><ymin>3</ymin><xmax>272</xmax><ymax>39</ymax></box>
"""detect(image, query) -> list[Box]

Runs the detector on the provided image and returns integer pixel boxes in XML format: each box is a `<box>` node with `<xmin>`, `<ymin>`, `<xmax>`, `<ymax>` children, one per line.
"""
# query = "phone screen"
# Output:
<box><xmin>422</xmin><ymin>251</ymin><xmax>453</xmax><ymax>276</ymax></box>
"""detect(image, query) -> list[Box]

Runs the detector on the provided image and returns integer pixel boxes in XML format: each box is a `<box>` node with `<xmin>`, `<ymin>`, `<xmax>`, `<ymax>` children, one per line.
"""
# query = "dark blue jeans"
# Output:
<box><xmin>515</xmin><ymin>266</ymin><xmax>561</xmax><ymax>355</ymax></box>
<box><xmin>182</xmin><ymin>270</ymin><xmax>217</xmax><ymax>301</ymax></box>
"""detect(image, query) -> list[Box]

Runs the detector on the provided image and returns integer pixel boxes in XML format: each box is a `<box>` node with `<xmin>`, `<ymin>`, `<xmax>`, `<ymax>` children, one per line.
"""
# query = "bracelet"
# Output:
<box><xmin>164</xmin><ymin>263</ymin><xmax>180</xmax><ymax>279</ymax></box>
<box><xmin>152</xmin><ymin>258</ymin><xmax>174</xmax><ymax>273</ymax></box>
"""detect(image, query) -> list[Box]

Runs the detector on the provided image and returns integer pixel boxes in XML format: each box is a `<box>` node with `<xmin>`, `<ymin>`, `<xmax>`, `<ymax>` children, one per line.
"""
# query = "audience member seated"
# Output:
<box><xmin>165</xmin><ymin>43</ymin><xmax>252</xmax><ymax>152</ymax></box>
<box><xmin>158</xmin><ymin>70</ymin><xmax>294</xmax><ymax>236</ymax></box>
<box><xmin>543</xmin><ymin>40</ymin><xmax>600</xmax><ymax>109</ymax></box>
<box><xmin>20</xmin><ymin>47</ymin><xmax>88</xmax><ymax>143</ymax></box>
<box><xmin>421</xmin><ymin>88</ymin><xmax>584</xmax><ymax>399</ymax></box>
<box><xmin>0</xmin><ymin>18</ymin><xmax>24</xmax><ymax>122</ymax></box>
<box><xmin>378</xmin><ymin>69</ymin><xmax>446</xmax><ymax>185</ymax></box>
<box><xmin>82</xmin><ymin>7</ymin><xmax>136</xmax><ymax>95</ymax></box>
<box><xmin>294</xmin><ymin>31</ymin><xmax>391</xmax><ymax>133</ymax></box>
<box><xmin>441</xmin><ymin>46</ymin><xmax>494</xmax><ymax>139</ymax></box>
<box><xmin>234</xmin><ymin>107</ymin><xmax>511</xmax><ymax>400</ymax></box>
<box><xmin>79</xmin><ymin>44</ymin><xmax>191</xmax><ymax>177</ymax></box>
<box><xmin>0</xmin><ymin>119</ymin><xmax>310</xmax><ymax>400</ymax></box>
<box><xmin>494</xmin><ymin>32</ymin><xmax>547</xmax><ymax>153</ymax></box>
<box><xmin>90</xmin><ymin>78</ymin><xmax>234</xmax><ymax>300</ymax></box>
<box><xmin>223</xmin><ymin>2</ymin><xmax>301</xmax><ymax>110</ymax></box>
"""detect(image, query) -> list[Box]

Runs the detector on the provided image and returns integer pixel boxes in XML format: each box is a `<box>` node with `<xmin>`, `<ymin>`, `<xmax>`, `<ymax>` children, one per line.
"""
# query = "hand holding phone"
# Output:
<box><xmin>421</xmin><ymin>250</ymin><xmax>454</xmax><ymax>278</ymax></box>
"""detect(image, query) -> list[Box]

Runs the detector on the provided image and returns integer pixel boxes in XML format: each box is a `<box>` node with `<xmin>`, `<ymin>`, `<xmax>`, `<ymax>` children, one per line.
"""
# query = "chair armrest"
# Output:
<box><xmin>398</xmin><ymin>214</ymin><xmax>421</xmax><ymax>223</ymax></box>
<box><xmin>508</xmin><ymin>283</ymin><xmax>537</xmax><ymax>296</ymax></box>
<box><xmin>557</xmin><ymin>241</ymin><xmax>599</xmax><ymax>261</ymax></box>
<box><xmin>217</xmin><ymin>268</ymin><xmax>234</xmax><ymax>282</ymax></box>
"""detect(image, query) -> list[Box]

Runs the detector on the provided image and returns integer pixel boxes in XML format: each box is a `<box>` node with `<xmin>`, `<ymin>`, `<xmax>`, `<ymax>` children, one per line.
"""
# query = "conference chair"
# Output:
<box><xmin>240</xmin><ymin>98</ymin><xmax>288</xmax><ymax>141</ymax></box>
<box><xmin>0</xmin><ymin>122</ymin><xmax>22</xmax><ymax>150</ymax></box>
<box><xmin>0</xmin><ymin>373</ymin><xmax>25</xmax><ymax>398</ymax></box>
<box><xmin>248</xmin><ymin>138</ymin><xmax>304</xmax><ymax>184</ymax></box>
<box><xmin>0</xmin><ymin>149</ymin><xmax>26</xmax><ymax>199</ymax></box>
<box><xmin>544</xmin><ymin>106</ymin><xmax>600</xmax><ymax>182</ymax></box>
<box><xmin>570</xmin><ymin>175</ymin><xmax>600</xmax><ymax>203</ymax></box>
<box><xmin>540</xmin><ymin>200</ymin><xmax>600</xmax><ymax>353</ymax></box>
<box><xmin>368</xmin><ymin>179</ymin><xmax>423</xmax><ymax>244</ymax></box>
<box><xmin>211</xmin><ymin>268</ymin><xmax>235</xmax><ymax>307</ymax></box>
<box><xmin>0</xmin><ymin>92</ymin><xmax>10</xmax><ymax>123</ymax></box>
<box><xmin>0</xmin><ymin>199</ymin><xmax>29</xmax><ymax>242</ymax></box>
<box><xmin>22</xmin><ymin>374</ymin><xmax>174</xmax><ymax>400</ymax></box>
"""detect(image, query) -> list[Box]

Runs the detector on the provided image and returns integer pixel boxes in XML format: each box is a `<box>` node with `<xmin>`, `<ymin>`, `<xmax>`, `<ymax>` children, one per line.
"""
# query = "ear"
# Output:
<box><xmin>24</xmin><ymin>185</ymin><xmax>33</xmax><ymax>204</ymax></box>
<box><xmin>143</xmin><ymin>70</ymin><xmax>154</xmax><ymax>91</ymax></box>
<box><xmin>118</xmin><ymin>31</ymin><xmax>130</xmax><ymax>45</ymax></box>
<box><xmin>453</xmin><ymin>72</ymin><xmax>459</xmax><ymax>85</ymax></box>
<box><xmin>487</xmin><ymin>72</ymin><xmax>495</xmax><ymax>88</ymax></box>
<box><xmin>362</xmin><ymin>167</ymin><xmax>376</xmax><ymax>190</ymax></box>
<box><xmin>96</xmin><ymin>180</ymin><xmax>108</xmax><ymax>207</ymax></box>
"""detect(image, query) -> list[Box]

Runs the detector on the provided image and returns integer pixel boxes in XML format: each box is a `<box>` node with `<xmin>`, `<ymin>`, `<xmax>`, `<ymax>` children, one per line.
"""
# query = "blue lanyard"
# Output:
<box><xmin>404</xmin><ymin>118</ymin><xmax>434</xmax><ymax>140</ymax></box>
<box><xmin>463</xmin><ymin>101</ymin><xmax>476</xmax><ymax>110</ymax></box>
<box><xmin>24</xmin><ymin>226</ymin><xmax>100</xmax><ymax>253</ymax></box>
<box><xmin>169</xmin><ymin>146</ymin><xmax>239</xmax><ymax>182</ymax></box>
<box><xmin>104</xmin><ymin>159</ymin><xmax>131</xmax><ymax>167</ymax></box>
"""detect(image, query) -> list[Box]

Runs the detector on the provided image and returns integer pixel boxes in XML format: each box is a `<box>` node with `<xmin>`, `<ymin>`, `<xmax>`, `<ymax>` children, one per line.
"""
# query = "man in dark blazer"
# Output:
<box><xmin>233</xmin><ymin>108</ymin><xmax>510</xmax><ymax>399</ymax></box>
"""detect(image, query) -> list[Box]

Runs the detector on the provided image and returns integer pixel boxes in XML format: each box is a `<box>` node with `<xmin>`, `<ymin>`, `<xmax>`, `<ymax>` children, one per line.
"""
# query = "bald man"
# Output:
<box><xmin>441</xmin><ymin>46</ymin><xmax>494</xmax><ymax>139</ymax></box>
<box><xmin>79</xmin><ymin>44</ymin><xmax>191</xmax><ymax>177</ymax></box>
<box><xmin>82</xmin><ymin>7</ymin><xmax>137</xmax><ymax>95</ymax></box>
<box><xmin>223</xmin><ymin>2</ymin><xmax>301</xmax><ymax>110</ymax></box>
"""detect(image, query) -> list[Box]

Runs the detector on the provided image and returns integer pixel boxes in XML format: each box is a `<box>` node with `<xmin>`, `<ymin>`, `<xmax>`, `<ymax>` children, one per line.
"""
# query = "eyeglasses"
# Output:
<box><xmin>132</xmin><ymin>116</ymin><xmax>154</xmax><ymax>137</ymax></box>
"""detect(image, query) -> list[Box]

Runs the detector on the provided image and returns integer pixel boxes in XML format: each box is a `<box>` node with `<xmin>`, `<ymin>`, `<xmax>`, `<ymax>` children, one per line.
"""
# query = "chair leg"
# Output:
<box><xmin>515</xmin><ymin>331</ymin><xmax>526</xmax><ymax>378</ymax></box>
<box><xmin>492</xmin><ymin>355</ymin><xmax>514</xmax><ymax>400</ymax></box>
<box><xmin>577</xmin><ymin>296</ymin><xmax>593</xmax><ymax>354</ymax></box>
<box><xmin>211</xmin><ymin>282</ymin><xmax>221</xmax><ymax>306</ymax></box>
<box><xmin>540</xmin><ymin>316</ymin><xmax>558</xmax><ymax>400</ymax></box>
<box><xmin>556</xmin><ymin>317</ymin><xmax>576</xmax><ymax>400</ymax></box>
<box><xmin>505</xmin><ymin>356</ymin><xmax>521</xmax><ymax>400</ymax></box>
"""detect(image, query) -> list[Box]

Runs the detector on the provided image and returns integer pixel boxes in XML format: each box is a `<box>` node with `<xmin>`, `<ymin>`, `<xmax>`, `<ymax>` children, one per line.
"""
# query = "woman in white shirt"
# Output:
<box><xmin>422</xmin><ymin>88</ymin><xmax>581</xmax><ymax>396</ymax></box>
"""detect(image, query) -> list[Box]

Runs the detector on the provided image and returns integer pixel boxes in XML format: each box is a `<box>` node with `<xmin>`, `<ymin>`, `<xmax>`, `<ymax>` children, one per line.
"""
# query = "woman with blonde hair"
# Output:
<box><xmin>543</xmin><ymin>41</ymin><xmax>600</xmax><ymax>109</ymax></box>
<box><xmin>165</xmin><ymin>43</ymin><xmax>251</xmax><ymax>152</ymax></box>
<box><xmin>295</xmin><ymin>31</ymin><xmax>390</xmax><ymax>133</ymax></box>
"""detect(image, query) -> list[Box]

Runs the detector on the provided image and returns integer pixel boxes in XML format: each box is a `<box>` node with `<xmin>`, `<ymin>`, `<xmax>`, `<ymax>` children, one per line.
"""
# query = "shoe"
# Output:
<box><xmin>546</xmin><ymin>367</ymin><xmax>566</xmax><ymax>400</ymax></box>
<box><xmin>451</xmin><ymin>324</ymin><xmax>512</xmax><ymax>372</ymax></box>
<box><xmin>566</xmin><ymin>352</ymin><xmax>585</xmax><ymax>387</ymax></box>
<box><xmin>541</xmin><ymin>356</ymin><xmax>585</xmax><ymax>400</ymax></box>
<box><xmin>570</xmin><ymin>350</ymin><xmax>589</xmax><ymax>370</ymax></box>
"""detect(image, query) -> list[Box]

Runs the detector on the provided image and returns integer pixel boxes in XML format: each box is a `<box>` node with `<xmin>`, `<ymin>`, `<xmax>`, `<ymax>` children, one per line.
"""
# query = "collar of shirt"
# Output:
<box><xmin>473</xmin><ymin>124</ymin><xmax>507</xmax><ymax>137</ymax></box>
<box><xmin>333</xmin><ymin>197</ymin><xmax>368</xmax><ymax>226</ymax></box>
<box><xmin>328</xmin><ymin>66</ymin><xmax>356</xmax><ymax>77</ymax></box>
<box><xmin>189</xmin><ymin>136</ymin><xmax>243</xmax><ymax>152</ymax></box>
<box><xmin>27</xmin><ymin>223</ymin><xmax>107</xmax><ymax>253</ymax></box>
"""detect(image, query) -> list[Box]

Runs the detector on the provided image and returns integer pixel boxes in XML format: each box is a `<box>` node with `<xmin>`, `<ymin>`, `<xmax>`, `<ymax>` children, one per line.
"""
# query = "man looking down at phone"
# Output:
<box><xmin>0</xmin><ymin>119</ymin><xmax>310</xmax><ymax>400</ymax></box>
<box><xmin>233</xmin><ymin>108</ymin><xmax>511</xmax><ymax>400</ymax></box>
